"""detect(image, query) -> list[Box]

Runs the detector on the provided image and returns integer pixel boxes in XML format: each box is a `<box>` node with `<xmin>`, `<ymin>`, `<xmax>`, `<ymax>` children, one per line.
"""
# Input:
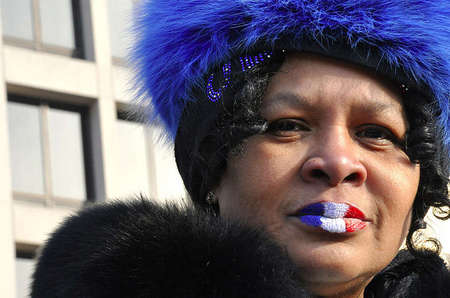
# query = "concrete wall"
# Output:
<box><xmin>0</xmin><ymin>1</ymin><xmax>186</xmax><ymax>296</ymax></box>
<box><xmin>0</xmin><ymin>5</ymin><xmax>16</xmax><ymax>295</ymax></box>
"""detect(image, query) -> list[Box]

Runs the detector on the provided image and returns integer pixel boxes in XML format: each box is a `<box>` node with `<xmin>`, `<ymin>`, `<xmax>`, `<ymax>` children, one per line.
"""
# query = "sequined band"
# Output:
<box><xmin>207</xmin><ymin>52</ymin><xmax>273</xmax><ymax>102</ymax></box>
<box><xmin>206</xmin><ymin>50</ymin><xmax>408</xmax><ymax>102</ymax></box>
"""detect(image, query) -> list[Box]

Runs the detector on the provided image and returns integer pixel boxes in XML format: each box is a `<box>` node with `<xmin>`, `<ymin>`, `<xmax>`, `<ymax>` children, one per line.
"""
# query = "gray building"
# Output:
<box><xmin>0</xmin><ymin>1</ymin><xmax>185</xmax><ymax>297</ymax></box>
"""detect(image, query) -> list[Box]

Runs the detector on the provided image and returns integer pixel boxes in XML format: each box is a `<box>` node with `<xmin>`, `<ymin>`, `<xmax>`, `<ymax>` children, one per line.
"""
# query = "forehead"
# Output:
<box><xmin>262</xmin><ymin>53</ymin><xmax>404</xmax><ymax>115</ymax></box>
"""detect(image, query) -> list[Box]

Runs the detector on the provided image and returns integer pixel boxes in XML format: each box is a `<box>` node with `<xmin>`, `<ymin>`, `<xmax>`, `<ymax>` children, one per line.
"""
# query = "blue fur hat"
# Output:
<box><xmin>131</xmin><ymin>0</ymin><xmax>449</xmax><ymax>147</ymax></box>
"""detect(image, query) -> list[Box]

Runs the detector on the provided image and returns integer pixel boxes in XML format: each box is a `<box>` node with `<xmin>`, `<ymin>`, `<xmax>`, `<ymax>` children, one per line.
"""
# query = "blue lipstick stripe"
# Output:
<box><xmin>300</xmin><ymin>215</ymin><xmax>322</xmax><ymax>227</ymax></box>
<box><xmin>299</xmin><ymin>203</ymin><xmax>324</xmax><ymax>216</ymax></box>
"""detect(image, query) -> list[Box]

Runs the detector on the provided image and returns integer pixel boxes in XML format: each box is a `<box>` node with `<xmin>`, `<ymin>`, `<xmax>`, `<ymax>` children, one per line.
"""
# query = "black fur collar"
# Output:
<box><xmin>32</xmin><ymin>200</ymin><xmax>449</xmax><ymax>298</ymax></box>
<box><xmin>365</xmin><ymin>249</ymin><xmax>449</xmax><ymax>297</ymax></box>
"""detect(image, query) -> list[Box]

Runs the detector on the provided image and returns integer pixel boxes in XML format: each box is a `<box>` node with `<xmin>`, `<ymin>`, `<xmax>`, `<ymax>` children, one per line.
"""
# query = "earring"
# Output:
<box><xmin>206</xmin><ymin>191</ymin><xmax>218</xmax><ymax>205</ymax></box>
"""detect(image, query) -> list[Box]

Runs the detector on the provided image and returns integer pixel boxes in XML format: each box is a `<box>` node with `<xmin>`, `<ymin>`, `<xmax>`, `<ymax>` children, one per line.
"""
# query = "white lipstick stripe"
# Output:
<box><xmin>320</xmin><ymin>217</ymin><xmax>346</xmax><ymax>233</ymax></box>
<box><xmin>323</xmin><ymin>202</ymin><xmax>349</xmax><ymax>218</ymax></box>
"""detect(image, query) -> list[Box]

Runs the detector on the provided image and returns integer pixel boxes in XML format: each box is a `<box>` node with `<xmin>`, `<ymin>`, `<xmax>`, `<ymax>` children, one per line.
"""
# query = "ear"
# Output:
<box><xmin>205</xmin><ymin>191</ymin><xmax>219</xmax><ymax>206</ymax></box>
<box><xmin>211</xmin><ymin>173</ymin><xmax>228</xmax><ymax>208</ymax></box>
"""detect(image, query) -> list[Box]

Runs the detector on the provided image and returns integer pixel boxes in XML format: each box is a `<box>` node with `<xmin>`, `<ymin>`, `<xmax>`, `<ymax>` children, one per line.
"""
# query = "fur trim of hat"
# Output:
<box><xmin>131</xmin><ymin>0</ymin><xmax>449</xmax><ymax>147</ymax></box>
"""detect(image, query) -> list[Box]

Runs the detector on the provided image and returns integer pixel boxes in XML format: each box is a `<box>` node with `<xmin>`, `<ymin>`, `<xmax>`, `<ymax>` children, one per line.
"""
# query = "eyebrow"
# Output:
<box><xmin>261</xmin><ymin>92</ymin><xmax>313</xmax><ymax>112</ymax></box>
<box><xmin>262</xmin><ymin>91</ymin><xmax>401</xmax><ymax>115</ymax></box>
<box><xmin>352</xmin><ymin>101</ymin><xmax>401</xmax><ymax>116</ymax></box>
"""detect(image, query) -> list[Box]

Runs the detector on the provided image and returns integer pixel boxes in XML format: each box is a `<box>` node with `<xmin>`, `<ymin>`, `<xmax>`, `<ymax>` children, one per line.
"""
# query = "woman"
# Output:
<box><xmin>32</xmin><ymin>0</ymin><xmax>449</xmax><ymax>297</ymax></box>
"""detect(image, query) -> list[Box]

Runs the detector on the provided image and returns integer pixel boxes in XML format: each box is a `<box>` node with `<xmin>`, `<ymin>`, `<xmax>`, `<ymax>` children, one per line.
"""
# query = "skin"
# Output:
<box><xmin>215</xmin><ymin>53</ymin><xmax>420</xmax><ymax>297</ymax></box>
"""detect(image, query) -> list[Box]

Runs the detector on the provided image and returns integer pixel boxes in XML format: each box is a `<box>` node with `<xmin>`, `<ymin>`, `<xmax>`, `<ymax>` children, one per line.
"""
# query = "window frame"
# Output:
<box><xmin>8</xmin><ymin>94</ymin><xmax>95</xmax><ymax>207</ymax></box>
<box><xmin>2</xmin><ymin>0</ymin><xmax>86</xmax><ymax>59</ymax></box>
<box><xmin>109</xmin><ymin>0</ymin><xmax>140</xmax><ymax>66</ymax></box>
<box><xmin>15</xmin><ymin>246</ymin><xmax>38</xmax><ymax>298</ymax></box>
<box><xmin>115</xmin><ymin>107</ymin><xmax>157</xmax><ymax>198</ymax></box>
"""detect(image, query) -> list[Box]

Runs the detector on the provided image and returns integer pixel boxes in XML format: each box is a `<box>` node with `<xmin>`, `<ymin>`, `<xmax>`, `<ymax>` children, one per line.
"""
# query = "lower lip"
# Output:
<box><xmin>299</xmin><ymin>215</ymin><xmax>367</xmax><ymax>233</ymax></box>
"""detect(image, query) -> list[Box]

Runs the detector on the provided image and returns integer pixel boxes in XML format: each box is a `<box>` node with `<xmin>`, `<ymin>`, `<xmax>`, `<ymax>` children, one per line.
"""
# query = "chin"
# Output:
<box><xmin>287</xmin><ymin>239</ymin><xmax>376</xmax><ymax>285</ymax></box>
<box><xmin>290</xmin><ymin>246</ymin><xmax>377</xmax><ymax>297</ymax></box>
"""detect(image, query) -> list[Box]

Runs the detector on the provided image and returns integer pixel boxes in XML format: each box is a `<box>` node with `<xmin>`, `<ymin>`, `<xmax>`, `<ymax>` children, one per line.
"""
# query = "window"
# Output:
<box><xmin>0</xmin><ymin>0</ymin><xmax>91</xmax><ymax>58</ymax></box>
<box><xmin>107</xmin><ymin>0</ymin><xmax>135</xmax><ymax>63</ymax></box>
<box><xmin>16</xmin><ymin>251</ymin><xmax>36</xmax><ymax>298</ymax></box>
<box><xmin>7</xmin><ymin>95</ymin><xmax>94</xmax><ymax>206</ymax></box>
<box><xmin>112</xmin><ymin>111</ymin><xmax>153</xmax><ymax>198</ymax></box>
<box><xmin>113</xmin><ymin>110</ymin><xmax>187</xmax><ymax>201</ymax></box>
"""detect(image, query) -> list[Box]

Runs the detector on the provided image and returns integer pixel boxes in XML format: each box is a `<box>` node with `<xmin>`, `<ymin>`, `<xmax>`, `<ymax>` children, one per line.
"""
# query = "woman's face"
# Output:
<box><xmin>215</xmin><ymin>53</ymin><xmax>420</xmax><ymax>296</ymax></box>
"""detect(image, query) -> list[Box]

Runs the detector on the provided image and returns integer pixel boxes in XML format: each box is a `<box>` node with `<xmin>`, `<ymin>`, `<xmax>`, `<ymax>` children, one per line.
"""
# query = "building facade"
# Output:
<box><xmin>0</xmin><ymin>1</ymin><xmax>186</xmax><ymax>297</ymax></box>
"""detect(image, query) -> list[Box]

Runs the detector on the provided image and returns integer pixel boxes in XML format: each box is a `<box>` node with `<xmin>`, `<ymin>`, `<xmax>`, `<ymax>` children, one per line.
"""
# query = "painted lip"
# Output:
<box><xmin>294</xmin><ymin>201</ymin><xmax>368</xmax><ymax>233</ymax></box>
<box><xmin>296</xmin><ymin>201</ymin><xmax>366</xmax><ymax>220</ymax></box>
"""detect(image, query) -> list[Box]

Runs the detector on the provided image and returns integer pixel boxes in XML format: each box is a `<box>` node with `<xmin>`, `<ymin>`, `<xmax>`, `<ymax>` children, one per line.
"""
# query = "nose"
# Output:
<box><xmin>300</xmin><ymin>128</ymin><xmax>367</xmax><ymax>187</ymax></box>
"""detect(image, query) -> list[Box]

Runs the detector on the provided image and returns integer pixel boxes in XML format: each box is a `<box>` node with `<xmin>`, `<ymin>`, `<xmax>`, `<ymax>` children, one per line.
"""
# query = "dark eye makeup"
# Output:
<box><xmin>265</xmin><ymin>118</ymin><xmax>310</xmax><ymax>137</ymax></box>
<box><xmin>355</xmin><ymin>124</ymin><xmax>404</xmax><ymax>147</ymax></box>
<box><xmin>264</xmin><ymin>118</ymin><xmax>405</xmax><ymax>148</ymax></box>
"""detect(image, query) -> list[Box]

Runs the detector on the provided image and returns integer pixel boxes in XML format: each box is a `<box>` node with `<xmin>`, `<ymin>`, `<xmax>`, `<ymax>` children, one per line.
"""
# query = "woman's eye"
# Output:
<box><xmin>355</xmin><ymin>125</ymin><xmax>398</xmax><ymax>145</ymax></box>
<box><xmin>266</xmin><ymin>119</ymin><xmax>310</xmax><ymax>137</ymax></box>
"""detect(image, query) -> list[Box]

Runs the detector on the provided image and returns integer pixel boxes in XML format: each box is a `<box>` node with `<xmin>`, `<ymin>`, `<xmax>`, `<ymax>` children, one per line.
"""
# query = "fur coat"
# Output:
<box><xmin>31</xmin><ymin>199</ymin><xmax>449</xmax><ymax>298</ymax></box>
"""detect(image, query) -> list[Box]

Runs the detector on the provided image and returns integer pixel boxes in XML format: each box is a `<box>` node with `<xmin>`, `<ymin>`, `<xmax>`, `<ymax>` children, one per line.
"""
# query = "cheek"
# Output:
<box><xmin>367</xmin><ymin>156</ymin><xmax>420</xmax><ymax>244</ymax></box>
<box><xmin>218</xmin><ymin>140</ymin><xmax>301</xmax><ymax>221</ymax></box>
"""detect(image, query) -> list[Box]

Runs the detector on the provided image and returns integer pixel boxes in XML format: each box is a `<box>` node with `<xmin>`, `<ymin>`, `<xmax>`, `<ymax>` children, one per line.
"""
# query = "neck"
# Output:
<box><xmin>316</xmin><ymin>289</ymin><xmax>365</xmax><ymax>298</ymax></box>
<box><xmin>305</xmin><ymin>276</ymin><xmax>372</xmax><ymax>298</ymax></box>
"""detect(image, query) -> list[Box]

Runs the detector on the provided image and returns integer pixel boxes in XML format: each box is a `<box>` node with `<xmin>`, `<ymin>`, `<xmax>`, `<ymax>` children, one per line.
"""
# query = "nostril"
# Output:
<box><xmin>344</xmin><ymin>173</ymin><xmax>359</xmax><ymax>182</ymax></box>
<box><xmin>311</xmin><ymin>169</ymin><xmax>329</xmax><ymax>180</ymax></box>
<box><xmin>301</xmin><ymin>157</ymin><xmax>367</xmax><ymax>186</ymax></box>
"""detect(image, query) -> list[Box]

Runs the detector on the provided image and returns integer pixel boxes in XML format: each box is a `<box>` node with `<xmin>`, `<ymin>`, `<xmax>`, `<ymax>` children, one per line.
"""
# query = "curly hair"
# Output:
<box><xmin>402</xmin><ymin>90</ymin><xmax>450</xmax><ymax>254</ymax></box>
<box><xmin>176</xmin><ymin>51</ymin><xmax>449</xmax><ymax>255</ymax></box>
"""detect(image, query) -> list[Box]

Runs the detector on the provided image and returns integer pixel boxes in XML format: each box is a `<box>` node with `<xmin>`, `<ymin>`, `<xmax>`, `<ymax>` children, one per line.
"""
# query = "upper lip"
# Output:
<box><xmin>292</xmin><ymin>201</ymin><xmax>366</xmax><ymax>220</ymax></box>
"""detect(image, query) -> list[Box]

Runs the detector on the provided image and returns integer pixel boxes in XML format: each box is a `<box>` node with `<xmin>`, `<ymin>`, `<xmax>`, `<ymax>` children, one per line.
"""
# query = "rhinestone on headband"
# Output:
<box><xmin>207</xmin><ymin>50</ymin><xmax>408</xmax><ymax>102</ymax></box>
<box><xmin>239</xmin><ymin>52</ymin><xmax>271</xmax><ymax>72</ymax></box>
<box><xmin>207</xmin><ymin>63</ymin><xmax>231</xmax><ymax>102</ymax></box>
<box><xmin>400</xmin><ymin>83</ymin><xmax>409</xmax><ymax>95</ymax></box>
<box><xmin>207</xmin><ymin>52</ymin><xmax>273</xmax><ymax>102</ymax></box>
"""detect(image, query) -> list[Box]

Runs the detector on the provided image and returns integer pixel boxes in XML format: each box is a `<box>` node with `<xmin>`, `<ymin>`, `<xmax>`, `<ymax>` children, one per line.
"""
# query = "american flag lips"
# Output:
<box><xmin>297</xmin><ymin>202</ymin><xmax>367</xmax><ymax>233</ymax></box>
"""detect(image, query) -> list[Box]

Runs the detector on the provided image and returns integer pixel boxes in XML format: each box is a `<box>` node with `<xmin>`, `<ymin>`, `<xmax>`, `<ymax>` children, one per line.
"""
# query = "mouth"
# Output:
<box><xmin>294</xmin><ymin>202</ymin><xmax>368</xmax><ymax>233</ymax></box>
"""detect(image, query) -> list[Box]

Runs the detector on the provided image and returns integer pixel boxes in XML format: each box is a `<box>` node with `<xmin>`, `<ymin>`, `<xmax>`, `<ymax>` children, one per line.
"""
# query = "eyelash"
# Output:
<box><xmin>355</xmin><ymin>125</ymin><xmax>403</xmax><ymax>146</ymax></box>
<box><xmin>265</xmin><ymin>118</ymin><xmax>310</xmax><ymax>137</ymax></box>
<box><xmin>265</xmin><ymin>119</ymin><xmax>402</xmax><ymax>146</ymax></box>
